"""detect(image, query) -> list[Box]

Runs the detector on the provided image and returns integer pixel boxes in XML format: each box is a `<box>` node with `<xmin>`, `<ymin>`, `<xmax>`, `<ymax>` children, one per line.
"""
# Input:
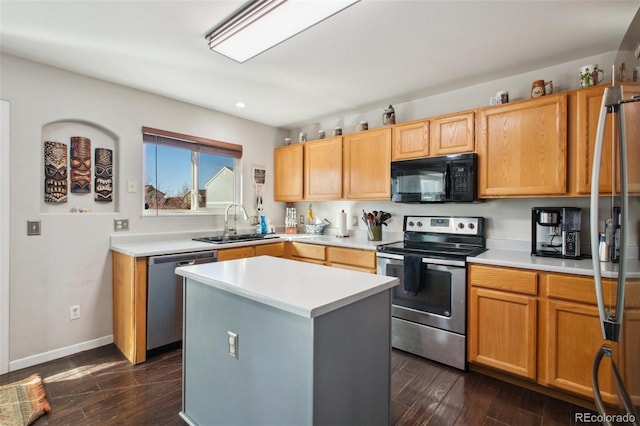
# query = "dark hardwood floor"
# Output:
<box><xmin>1</xmin><ymin>344</ymin><xmax>598</xmax><ymax>425</ymax></box>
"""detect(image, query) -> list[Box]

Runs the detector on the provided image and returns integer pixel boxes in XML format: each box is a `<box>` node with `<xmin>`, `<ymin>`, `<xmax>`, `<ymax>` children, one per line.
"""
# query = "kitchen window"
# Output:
<box><xmin>142</xmin><ymin>127</ymin><xmax>243</xmax><ymax>215</ymax></box>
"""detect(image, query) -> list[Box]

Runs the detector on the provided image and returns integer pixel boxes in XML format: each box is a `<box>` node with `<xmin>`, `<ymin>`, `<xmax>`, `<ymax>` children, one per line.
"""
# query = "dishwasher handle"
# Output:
<box><xmin>147</xmin><ymin>250</ymin><xmax>217</xmax><ymax>266</ymax></box>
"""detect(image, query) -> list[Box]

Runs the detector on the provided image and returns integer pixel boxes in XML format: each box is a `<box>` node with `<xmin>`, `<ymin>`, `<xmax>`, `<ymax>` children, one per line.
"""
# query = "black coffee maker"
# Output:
<box><xmin>531</xmin><ymin>207</ymin><xmax>582</xmax><ymax>258</ymax></box>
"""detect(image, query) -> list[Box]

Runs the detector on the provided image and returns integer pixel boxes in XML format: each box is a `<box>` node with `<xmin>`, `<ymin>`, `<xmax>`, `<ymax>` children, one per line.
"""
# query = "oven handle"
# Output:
<box><xmin>376</xmin><ymin>252</ymin><xmax>465</xmax><ymax>268</ymax></box>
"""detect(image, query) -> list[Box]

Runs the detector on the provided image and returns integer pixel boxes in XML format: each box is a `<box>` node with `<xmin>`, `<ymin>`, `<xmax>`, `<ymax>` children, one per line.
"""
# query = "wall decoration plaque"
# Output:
<box><xmin>70</xmin><ymin>136</ymin><xmax>91</xmax><ymax>193</ymax></box>
<box><xmin>44</xmin><ymin>141</ymin><xmax>68</xmax><ymax>203</ymax></box>
<box><xmin>94</xmin><ymin>148</ymin><xmax>113</xmax><ymax>202</ymax></box>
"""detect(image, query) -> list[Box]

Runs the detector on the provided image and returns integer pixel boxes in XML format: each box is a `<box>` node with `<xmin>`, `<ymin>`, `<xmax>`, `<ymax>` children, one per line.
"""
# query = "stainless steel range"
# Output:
<box><xmin>376</xmin><ymin>216</ymin><xmax>485</xmax><ymax>370</ymax></box>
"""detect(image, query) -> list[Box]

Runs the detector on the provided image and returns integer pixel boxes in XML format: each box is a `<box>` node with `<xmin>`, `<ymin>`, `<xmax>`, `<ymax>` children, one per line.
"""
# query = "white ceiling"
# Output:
<box><xmin>1</xmin><ymin>1</ymin><xmax>639</xmax><ymax>129</ymax></box>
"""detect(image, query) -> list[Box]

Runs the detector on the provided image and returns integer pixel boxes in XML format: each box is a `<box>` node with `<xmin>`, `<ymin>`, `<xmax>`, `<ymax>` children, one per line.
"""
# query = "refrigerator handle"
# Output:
<box><xmin>590</xmin><ymin>85</ymin><xmax>628</xmax><ymax>343</ymax></box>
<box><xmin>590</xmin><ymin>86</ymin><xmax>609</xmax><ymax>340</ymax></box>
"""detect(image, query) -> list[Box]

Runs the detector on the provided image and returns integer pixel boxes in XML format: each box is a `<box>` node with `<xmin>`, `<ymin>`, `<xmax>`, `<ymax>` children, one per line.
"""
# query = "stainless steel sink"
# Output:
<box><xmin>193</xmin><ymin>234</ymin><xmax>280</xmax><ymax>244</ymax></box>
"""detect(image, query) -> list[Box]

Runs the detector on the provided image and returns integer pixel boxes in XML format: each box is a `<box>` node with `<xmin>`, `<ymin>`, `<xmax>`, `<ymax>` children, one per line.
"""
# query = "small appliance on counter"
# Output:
<box><xmin>531</xmin><ymin>207</ymin><xmax>582</xmax><ymax>258</ymax></box>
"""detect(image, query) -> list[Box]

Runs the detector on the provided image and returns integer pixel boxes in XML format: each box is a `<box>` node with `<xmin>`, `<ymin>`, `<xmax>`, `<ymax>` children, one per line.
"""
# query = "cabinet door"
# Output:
<box><xmin>112</xmin><ymin>251</ymin><xmax>147</xmax><ymax>364</ymax></box>
<box><xmin>255</xmin><ymin>242</ymin><xmax>285</xmax><ymax>257</ymax></box>
<box><xmin>572</xmin><ymin>84</ymin><xmax>640</xmax><ymax>195</ymax></box>
<box><xmin>477</xmin><ymin>94</ymin><xmax>567</xmax><ymax>197</ymax></box>
<box><xmin>544</xmin><ymin>300</ymin><xmax>618</xmax><ymax>404</ymax></box>
<box><xmin>468</xmin><ymin>287</ymin><xmax>537</xmax><ymax>379</ymax></box>
<box><xmin>392</xmin><ymin>120</ymin><xmax>429</xmax><ymax>160</ymax></box>
<box><xmin>621</xmin><ymin>310</ymin><xmax>640</xmax><ymax>405</ymax></box>
<box><xmin>274</xmin><ymin>144</ymin><xmax>303</xmax><ymax>201</ymax></box>
<box><xmin>343</xmin><ymin>128</ymin><xmax>392</xmax><ymax>199</ymax></box>
<box><xmin>304</xmin><ymin>137</ymin><xmax>342</xmax><ymax>200</ymax></box>
<box><xmin>326</xmin><ymin>246</ymin><xmax>376</xmax><ymax>274</ymax></box>
<box><xmin>217</xmin><ymin>246</ymin><xmax>255</xmax><ymax>261</ymax></box>
<box><xmin>430</xmin><ymin>111</ymin><xmax>475</xmax><ymax>155</ymax></box>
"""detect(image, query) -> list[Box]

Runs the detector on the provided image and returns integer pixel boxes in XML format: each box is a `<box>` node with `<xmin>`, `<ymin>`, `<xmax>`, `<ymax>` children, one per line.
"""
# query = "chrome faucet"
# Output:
<box><xmin>224</xmin><ymin>203</ymin><xmax>249</xmax><ymax>237</ymax></box>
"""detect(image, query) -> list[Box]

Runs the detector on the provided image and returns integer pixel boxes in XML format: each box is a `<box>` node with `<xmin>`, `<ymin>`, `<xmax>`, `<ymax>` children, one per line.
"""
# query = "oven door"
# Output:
<box><xmin>377</xmin><ymin>252</ymin><xmax>466</xmax><ymax>335</ymax></box>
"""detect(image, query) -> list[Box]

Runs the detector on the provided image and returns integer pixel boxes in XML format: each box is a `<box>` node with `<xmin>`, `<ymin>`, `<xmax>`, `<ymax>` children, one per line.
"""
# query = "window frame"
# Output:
<box><xmin>142</xmin><ymin>127</ymin><xmax>243</xmax><ymax>216</ymax></box>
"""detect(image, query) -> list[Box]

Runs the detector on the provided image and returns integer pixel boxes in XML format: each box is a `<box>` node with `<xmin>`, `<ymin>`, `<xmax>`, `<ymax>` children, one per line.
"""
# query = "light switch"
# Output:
<box><xmin>228</xmin><ymin>331</ymin><xmax>238</xmax><ymax>359</ymax></box>
<box><xmin>27</xmin><ymin>220</ymin><xmax>41</xmax><ymax>236</ymax></box>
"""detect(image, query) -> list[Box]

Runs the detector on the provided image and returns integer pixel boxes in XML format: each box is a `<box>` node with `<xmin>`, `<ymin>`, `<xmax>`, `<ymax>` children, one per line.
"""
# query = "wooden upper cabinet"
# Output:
<box><xmin>570</xmin><ymin>83</ymin><xmax>640</xmax><ymax>195</ymax></box>
<box><xmin>430</xmin><ymin>111</ymin><xmax>475</xmax><ymax>155</ymax></box>
<box><xmin>392</xmin><ymin>119</ymin><xmax>429</xmax><ymax>160</ymax></box>
<box><xmin>274</xmin><ymin>144</ymin><xmax>303</xmax><ymax>201</ymax></box>
<box><xmin>304</xmin><ymin>137</ymin><xmax>342</xmax><ymax>200</ymax></box>
<box><xmin>343</xmin><ymin>127</ymin><xmax>392</xmax><ymax>199</ymax></box>
<box><xmin>477</xmin><ymin>94</ymin><xmax>568</xmax><ymax>197</ymax></box>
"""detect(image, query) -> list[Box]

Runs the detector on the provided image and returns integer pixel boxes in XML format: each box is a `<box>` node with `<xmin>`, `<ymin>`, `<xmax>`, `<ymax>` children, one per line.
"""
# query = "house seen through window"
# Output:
<box><xmin>143</xmin><ymin>127</ymin><xmax>243</xmax><ymax>214</ymax></box>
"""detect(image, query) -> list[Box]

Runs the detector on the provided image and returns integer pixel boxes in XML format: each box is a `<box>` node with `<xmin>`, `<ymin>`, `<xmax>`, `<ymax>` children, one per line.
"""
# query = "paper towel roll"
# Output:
<box><xmin>337</xmin><ymin>210</ymin><xmax>347</xmax><ymax>237</ymax></box>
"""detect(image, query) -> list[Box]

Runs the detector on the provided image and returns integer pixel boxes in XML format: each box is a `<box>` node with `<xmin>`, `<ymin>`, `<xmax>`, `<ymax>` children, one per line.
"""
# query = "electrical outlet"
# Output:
<box><xmin>250</xmin><ymin>216</ymin><xmax>259</xmax><ymax>225</ymax></box>
<box><xmin>69</xmin><ymin>305</ymin><xmax>80</xmax><ymax>320</ymax></box>
<box><xmin>227</xmin><ymin>331</ymin><xmax>238</xmax><ymax>359</ymax></box>
<box><xmin>352</xmin><ymin>215</ymin><xmax>358</xmax><ymax>227</ymax></box>
<box><xmin>27</xmin><ymin>220</ymin><xmax>41</xmax><ymax>236</ymax></box>
<box><xmin>299</xmin><ymin>215</ymin><xmax>304</xmax><ymax>225</ymax></box>
<box><xmin>114</xmin><ymin>219</ymin><xmax>129</xmax><ymax>231</ymax></box>
<box><xmin>127</xmin><ymin>180</ymin><xmax>137</xmax><ymax>193</ymax></box>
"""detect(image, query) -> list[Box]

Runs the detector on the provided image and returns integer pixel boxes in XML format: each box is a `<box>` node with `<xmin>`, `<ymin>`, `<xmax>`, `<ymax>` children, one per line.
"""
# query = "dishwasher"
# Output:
<box><xmin>147</xmin><ymin>250</ymin><xmax>217</xmax><ymax>351</ymax></box>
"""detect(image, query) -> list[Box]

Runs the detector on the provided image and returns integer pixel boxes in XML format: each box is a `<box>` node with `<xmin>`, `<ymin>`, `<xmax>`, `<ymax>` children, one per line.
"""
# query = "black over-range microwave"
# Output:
<box><xmin>391</xmin><ymin>153</ymin><xmax>478</xmax><ymax>203</ymax></box>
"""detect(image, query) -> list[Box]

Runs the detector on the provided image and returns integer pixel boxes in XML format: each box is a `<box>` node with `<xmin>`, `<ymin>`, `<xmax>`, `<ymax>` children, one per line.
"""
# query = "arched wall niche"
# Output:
<box><xmin>41</xmin><ymin>119</ymin><xmax>120</xmax><ymax>213</ymax></box>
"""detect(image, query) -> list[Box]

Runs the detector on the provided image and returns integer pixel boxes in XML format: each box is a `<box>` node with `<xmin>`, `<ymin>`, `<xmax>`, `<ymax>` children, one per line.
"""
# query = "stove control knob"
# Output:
<box><xmin>416</xmin><ymin>221</ymin><xmax>423</xmax><ymax>227</ymax></box>
<box><xmin>457</xmin><ymin>222</ymin><xmax>465</xmax><ymax>229</ymax></box>
<box><xmin>408</xmin><ymin>221</ymin><xmax>414</xmax><ymax>227</ymax></box>
<box><xmin>468</xmin><ymin>223</ymin><xmax>475</xmax><ymax>230</ymax></box>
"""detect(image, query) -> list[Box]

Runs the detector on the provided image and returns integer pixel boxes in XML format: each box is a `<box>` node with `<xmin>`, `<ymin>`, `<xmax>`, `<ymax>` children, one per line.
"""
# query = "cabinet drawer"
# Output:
<box><xmin>217</xmin><ymin>246</ymin><xmax>255</xmax><ymax>261</ymax></box>
<box><xmin>546</xmin><ymin>274</ymin><xmax>640</xmax><ymax>307</ymax></box>
<box><xmin>289</xmin><ymin>242</ymin><xmax>325</xmax><ymax>261</ymax></box>
<box><xmin>469</xmin><ymin>264</ymin><xmax>538</xmax><ymax>295</ymax></box>
<box><xmin>326</xmin><ymin>247</ymin><xmax>375</xmax><ymax>270</ymax></box>
<box><xmin>255</xmin><ymin>242</ymin><xmax>285</xmax><ymax>257</ymax></box>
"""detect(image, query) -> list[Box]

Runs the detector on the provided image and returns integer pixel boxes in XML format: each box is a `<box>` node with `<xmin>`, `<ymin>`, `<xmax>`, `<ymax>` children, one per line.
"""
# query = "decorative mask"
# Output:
<box><xmin>44</xmin><ymin>141</ymin><xmax>68</xmax><ymax>203</ymax></box>
<box><xmin>70</xmin><ymin>136</ymin><xmax>91</xmax><ymax>193</ymax></box>
<box><xmin>94</xmin><ymin>148</ymin><xmax>113</xmax><ymax>202</ymax></box>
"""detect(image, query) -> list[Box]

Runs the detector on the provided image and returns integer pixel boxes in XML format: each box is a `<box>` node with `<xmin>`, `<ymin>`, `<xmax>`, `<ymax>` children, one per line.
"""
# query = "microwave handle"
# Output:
<box><xmin>444</xmin><ymin>164</ymin><xmax>451</xmax><ymax>198</ymax></box>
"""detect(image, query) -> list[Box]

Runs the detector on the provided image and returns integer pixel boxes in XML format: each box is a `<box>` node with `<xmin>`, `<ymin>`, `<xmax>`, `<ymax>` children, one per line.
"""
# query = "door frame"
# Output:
<box><xmin>1</xmin><ymin>100</ymin><xmax>10</xmax><ymax>374</ymax></box>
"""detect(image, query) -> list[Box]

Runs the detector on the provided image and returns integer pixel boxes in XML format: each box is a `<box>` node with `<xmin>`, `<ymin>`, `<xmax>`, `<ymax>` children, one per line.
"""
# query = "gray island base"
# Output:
<box><xmin>175</xmin><ymin>255</ymin><xmax>399</xmax><ymax>426</ymax></box>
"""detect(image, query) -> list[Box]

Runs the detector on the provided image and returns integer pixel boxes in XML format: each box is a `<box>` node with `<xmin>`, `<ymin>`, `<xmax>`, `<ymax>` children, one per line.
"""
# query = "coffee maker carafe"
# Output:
<box><xmin>531</xmin><ymin>207</ymin><xmax>582</xmax><ymax>258</ymax></box>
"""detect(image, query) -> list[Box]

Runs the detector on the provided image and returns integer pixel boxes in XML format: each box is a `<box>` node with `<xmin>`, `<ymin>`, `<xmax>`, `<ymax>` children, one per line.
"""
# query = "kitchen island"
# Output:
<box><xmin>175</xmin><ymin>255</ymin><xmax>399</xmax><ymax>426</ymax></box>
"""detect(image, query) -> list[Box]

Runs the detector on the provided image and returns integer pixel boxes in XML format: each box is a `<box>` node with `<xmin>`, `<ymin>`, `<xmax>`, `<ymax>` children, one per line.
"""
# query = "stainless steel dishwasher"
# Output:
<box><xmin>147</xmin><ymin>250</ymin><xmax>217</xmax><ymax>351</ymax></box>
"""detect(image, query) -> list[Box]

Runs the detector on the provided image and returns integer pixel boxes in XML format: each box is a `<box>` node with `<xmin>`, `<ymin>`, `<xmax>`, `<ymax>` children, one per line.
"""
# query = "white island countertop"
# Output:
<box><xmin>176</xmin><ymin>255</ymin><xmax>399</xmax><ymax>318</ymax></box>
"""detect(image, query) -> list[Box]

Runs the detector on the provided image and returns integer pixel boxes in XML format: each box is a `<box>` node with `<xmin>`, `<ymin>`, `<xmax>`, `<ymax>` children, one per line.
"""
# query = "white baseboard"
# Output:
<box><xmin>9</xmin><ymin>335</ymin><xmax>114</xmax><ymax>372</ymax></box>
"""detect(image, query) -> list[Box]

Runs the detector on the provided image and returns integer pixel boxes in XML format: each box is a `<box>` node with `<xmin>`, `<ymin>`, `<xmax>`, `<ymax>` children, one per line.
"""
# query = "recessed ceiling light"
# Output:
<box><xmin>236</xmin><ymin>102</ymin><xmax>246</xmax><ymax>108</ymax></box>
<box><xmin>206</xmin><ymin>0</ymin><xmax>359</xmax><ymax>63</ymax></box>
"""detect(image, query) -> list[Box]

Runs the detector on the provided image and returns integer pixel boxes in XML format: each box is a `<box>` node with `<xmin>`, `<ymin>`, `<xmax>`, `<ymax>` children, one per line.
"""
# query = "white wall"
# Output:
<box><xmin>1</xmin><ymin>100</ymin><xmax>10</xmax><ymax>373</ymax></box>
<box><xmin>289</xmin><ymin>51</ymin><xmax>640</xmax><ymax>253</ymax></box>
<box><xmin>1</xmin><ymin>54</ymin><xmax>287</xmax><ymax>365</ymax></box>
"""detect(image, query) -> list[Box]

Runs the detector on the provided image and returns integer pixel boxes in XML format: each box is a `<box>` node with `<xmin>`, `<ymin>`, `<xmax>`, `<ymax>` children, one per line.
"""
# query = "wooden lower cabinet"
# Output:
<box><xmin>326</xmin><ymin>246</ymin><xmax>376</xmax><ymax>273</ymax></box>
<box><xmin>468</xmin><ymin>265</ymin><xmax>537</xmax><ymax>380</ymax></box>
<box><xmin>217</xmin><ymin>246</ymin><xmax>255</xmax><ymax>261</ymax></box>
<box><xmin>289</xmin><ymin>241</ymin><xmax>326</xmax><ymax>265</ymax></box>
<box><xmin>542</xmin><ymin>299</ymin><xmax>618</xmax><ymax>404</ymax></box>
<box><xmin>469</xmin><ymin>263</ymin><xmax>639</xmax><ymax>406</ymax></box>
<box><xmin>255</xmin><ymin>242</ymin><xmax>285</xmax><ymax>257</ymax></box>
<box><xmin>112</xmin><ymin>251</ymin><xmax>147</xmax><ymax>364</ymax></box>
<box><xmin>469</xmin><ymin>287</ymin><xmax>537</xmax><ymax>379</ymax></box>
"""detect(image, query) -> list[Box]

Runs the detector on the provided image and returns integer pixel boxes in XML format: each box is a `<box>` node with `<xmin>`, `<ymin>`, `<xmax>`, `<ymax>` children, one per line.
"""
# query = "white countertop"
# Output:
<box><xmin>176</xmin><ymin>256</ymin><xmax>399</xmax><ymax>318</ymax></box>
<box><xmin>110</xmin><ymin>231</ymin><xmax>399</xmax><ymax>257</ymax></box>
<box><xmin>469</xmin><ymin>249</ymin><xmax>640</xmax><ymax>279</ymax></box>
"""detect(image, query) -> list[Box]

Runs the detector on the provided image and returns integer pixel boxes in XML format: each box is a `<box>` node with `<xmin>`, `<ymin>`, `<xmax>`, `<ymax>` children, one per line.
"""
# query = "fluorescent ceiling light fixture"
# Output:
<box><xmin>206</xmin><ymin>0</ymin><xmax>359</xmax><ymax>63</ymax></box>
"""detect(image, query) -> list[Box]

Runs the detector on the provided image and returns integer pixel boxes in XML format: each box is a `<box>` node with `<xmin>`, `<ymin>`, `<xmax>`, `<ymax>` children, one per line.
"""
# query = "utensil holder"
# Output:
<box><xmin>369</xmin><ymin>225</ymin><xmax>382</xmax><ymax>241</ymax></box>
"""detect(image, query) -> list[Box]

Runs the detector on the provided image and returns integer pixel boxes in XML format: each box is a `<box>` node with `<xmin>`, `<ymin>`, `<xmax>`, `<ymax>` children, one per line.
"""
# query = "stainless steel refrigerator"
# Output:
<box><xmin>590</xmin><ymin>83</ymin><xmax>640</xmax><ymax>425</ymax></box>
